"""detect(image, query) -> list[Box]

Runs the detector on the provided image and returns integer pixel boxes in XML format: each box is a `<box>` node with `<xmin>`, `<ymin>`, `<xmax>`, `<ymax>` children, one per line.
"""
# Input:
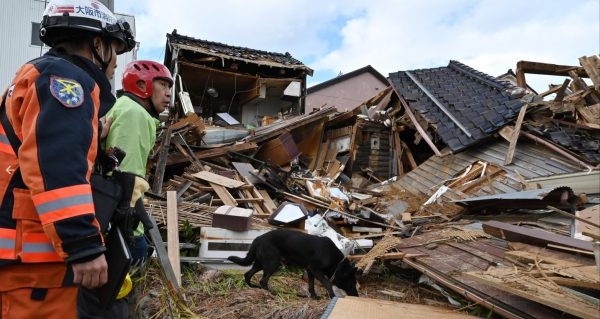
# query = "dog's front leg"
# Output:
<box><xmin>306</xmin><ymin>270</ymin><xmax>319</xmax><ymax>299</ymax></box>
<box><xmin>311</xmin><ymin>269</ymin><xmax>336</xmax><ymax>299</ymax></box>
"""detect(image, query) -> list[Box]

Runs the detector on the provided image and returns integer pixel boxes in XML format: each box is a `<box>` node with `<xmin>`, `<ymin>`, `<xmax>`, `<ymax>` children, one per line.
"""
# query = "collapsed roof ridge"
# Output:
<box><xmin>167</xmin><ymin>32</ymin><xmax>304</xmax><ymax>65</ymax></box>
<box><xmin>448</xmin><ymin>60</ymin><xmax>508</xmax><ymax>91</ymax></box>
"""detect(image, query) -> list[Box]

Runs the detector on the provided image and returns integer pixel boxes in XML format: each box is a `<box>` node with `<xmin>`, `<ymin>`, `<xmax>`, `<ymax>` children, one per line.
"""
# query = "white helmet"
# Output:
<box><xmin>40</xmin><ymin>0</ymin><xmax>135</xmax><ymax>54</ymax></box>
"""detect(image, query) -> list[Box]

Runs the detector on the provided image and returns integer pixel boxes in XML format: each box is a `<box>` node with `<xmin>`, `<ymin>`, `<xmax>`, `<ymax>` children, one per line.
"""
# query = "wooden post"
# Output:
<box><xmin>504</xmin><ymin>104</ymin><xmax>528</xmax><ymax>165</ymax></box>
<box><xmin>152</xmin><ymin>127</ymin><xmax>172</xmax><ymax>194</ymax></box>
<box><xmin>167</xmin><ymin>191</ymin><xmax>181</xmax><ymax>286</ymax></box>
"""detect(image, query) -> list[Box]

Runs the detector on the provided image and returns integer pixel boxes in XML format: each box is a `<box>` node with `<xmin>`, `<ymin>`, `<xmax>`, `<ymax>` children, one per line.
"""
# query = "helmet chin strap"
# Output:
<box><xmin>89</xmin><ymin>37</ymin><xmax>112</xmax><ymax>73</ymax></box>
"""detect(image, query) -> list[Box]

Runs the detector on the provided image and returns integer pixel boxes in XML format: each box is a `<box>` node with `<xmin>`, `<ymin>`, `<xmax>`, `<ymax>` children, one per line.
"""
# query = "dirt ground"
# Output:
<box><xmin>132</xmin><ymin>260</ymin><xmax>462</xmax><ymax>319</ymax></box>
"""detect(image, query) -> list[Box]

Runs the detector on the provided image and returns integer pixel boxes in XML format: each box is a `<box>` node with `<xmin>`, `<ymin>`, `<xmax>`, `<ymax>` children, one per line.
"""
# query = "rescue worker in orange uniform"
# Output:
<box><xmin>0</xmin><ymin>0</ymin><xmax>135</xmax><ymax>317</ymax></box>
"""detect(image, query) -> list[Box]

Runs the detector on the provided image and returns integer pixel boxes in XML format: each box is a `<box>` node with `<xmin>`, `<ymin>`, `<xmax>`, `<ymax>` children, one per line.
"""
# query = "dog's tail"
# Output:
<box><xmin>227</xmin><ymin>242</ymin><xmax>256</xmax><ymax>266</ymax></box>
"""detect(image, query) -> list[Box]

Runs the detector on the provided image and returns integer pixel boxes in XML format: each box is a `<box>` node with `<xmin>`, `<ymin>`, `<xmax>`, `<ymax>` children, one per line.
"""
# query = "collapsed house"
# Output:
<box><xmin>164</xmin><ymin>30</ymin><xmax>313</xmax><ymax>129</ymax></box>
<box><xmin>141</xmin><ymin>51</ymin><xmax>600</xmax><ymax>318</ymax></box>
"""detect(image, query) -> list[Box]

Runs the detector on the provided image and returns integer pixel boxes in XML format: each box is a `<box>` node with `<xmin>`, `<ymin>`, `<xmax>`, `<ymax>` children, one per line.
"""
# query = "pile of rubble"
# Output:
<box><xmin>141</xmin><ymin>51</ymin><xmax>600</xmax><ymax>318</ymax></box>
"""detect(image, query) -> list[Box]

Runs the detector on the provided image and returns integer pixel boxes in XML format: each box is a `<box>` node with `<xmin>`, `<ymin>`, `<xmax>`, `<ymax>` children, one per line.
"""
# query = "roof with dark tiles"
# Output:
<box><xmin>389</xmin><ymin>60</ymin><xmax>524</xmax><ymax>152</ymax></box>
<box><xmin>526</xmin><ymin>123</ymin><xmax>600</xmax><ymax>164</ymax></box>
<box><xmin>167</xmin><ymin>31</ymin><xmax>313</xmax><ymax>74</ymax></box>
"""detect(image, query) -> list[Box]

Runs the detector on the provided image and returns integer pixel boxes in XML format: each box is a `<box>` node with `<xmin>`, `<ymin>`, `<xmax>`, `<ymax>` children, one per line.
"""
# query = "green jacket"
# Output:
<box><xmin>103</xmin><ymin>95</ymin><xmax>159</xmax><ymax>236</ymax></box>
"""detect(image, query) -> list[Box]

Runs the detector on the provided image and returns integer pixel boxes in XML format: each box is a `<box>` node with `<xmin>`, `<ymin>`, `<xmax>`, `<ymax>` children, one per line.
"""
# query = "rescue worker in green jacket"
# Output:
<box><xmin>104</xmin><ymin>60</ymin><xmax>173</xmax><ymax>260</ymax></box>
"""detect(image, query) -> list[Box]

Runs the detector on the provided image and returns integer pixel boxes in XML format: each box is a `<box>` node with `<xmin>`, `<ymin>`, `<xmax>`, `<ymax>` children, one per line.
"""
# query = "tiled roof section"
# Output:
<box><xmin>389</xmin><ymin>60</ymin><xmax>524</xmax><ymax>152</ymax></box>
<box><xmin>528</xmin><ymin>123</ymin><xmax>600</xmax><ymax>164</ymax></box>
<box><xmin>167</xmin><ymin>32</ymin><xmax>312</xmax><ymax>73</ymax></box>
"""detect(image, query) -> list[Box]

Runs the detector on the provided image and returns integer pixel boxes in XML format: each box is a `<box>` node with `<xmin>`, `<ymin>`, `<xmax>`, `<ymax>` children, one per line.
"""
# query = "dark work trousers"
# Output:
<box><xmin>77</xmin><ymin>235</ymin><xmax>148</xmax><ymax>318</ymax></box>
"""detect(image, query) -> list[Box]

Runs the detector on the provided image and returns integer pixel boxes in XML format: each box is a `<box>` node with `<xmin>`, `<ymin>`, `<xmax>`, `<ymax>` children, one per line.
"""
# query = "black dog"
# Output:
<box><xmin>228</xmin><ymin>229</ymin><xmax>359</xmax><ymax>299</ymax></box>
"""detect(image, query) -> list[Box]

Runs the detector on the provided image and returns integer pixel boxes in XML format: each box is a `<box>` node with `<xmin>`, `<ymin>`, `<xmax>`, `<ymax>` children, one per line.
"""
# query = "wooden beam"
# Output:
<box><xmin>152</xmin><ymin>127</ymin><xmax>172</xmax><ymax>194</ymax></box>
<box><xmin>504</xmin><ymin>104</ymin><xmax>528</xmax><ymax>165</ymax></box>
<box><xmin>579</xmin><ymin>55</ymin><xmax>600</xmax><ymax>91</ymax></box>
<box><xmin>553</xmin><ymin>78</ymin><xmax>572</xmax><ymax>102</ymax></box>
<box><xmin>166</xmin><ymin>191</ymin><xmax>181</xmax><ymax>286</ymax></box>
<box><xmin>146</xmin><ymin>215</ymin><xmax>180</xmax><ymax>290</ymax></box>
<box><xmin>482</xmin><ymin>220</ymin><xmax>594</xmax><ymax>252</ymax></box>
<box><xmin>547</xmin><ymin>205</ymin><xmax>600</xmax><ymax>229</ymax></box>
<box><xmin>166</xmin><ymin>142</ymin><xmax>258</xmax><ymax>166</ymax></box>
<box><xmin>396</xmin><ymin>96</ymin><xmax>442</xmax><ymax>156</ymax></box>
<box><xmin>211</xmin><ymin>183</ymin><xmax>237</xmax><ymax>206</ymax></box>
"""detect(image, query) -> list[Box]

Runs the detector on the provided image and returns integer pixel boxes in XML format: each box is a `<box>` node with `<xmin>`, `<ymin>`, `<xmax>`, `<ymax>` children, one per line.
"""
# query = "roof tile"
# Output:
<box><xmin>389</xmin><ymin>60</ymin><xmax>523</xmax><ymax>152</ymax></box>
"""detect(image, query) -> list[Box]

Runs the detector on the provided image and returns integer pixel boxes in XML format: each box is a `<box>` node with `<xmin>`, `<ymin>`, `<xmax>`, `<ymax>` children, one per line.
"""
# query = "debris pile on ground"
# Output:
<box><xmin>135</xmin><ymin>50</ymin><xmax>600</xmax><ymax>318</ymax></box>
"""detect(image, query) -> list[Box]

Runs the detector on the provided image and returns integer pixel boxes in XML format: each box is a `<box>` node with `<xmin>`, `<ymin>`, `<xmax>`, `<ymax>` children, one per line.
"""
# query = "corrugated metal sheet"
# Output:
<box><xmin>392</xmin><ymin>139</ymin><xmax>586</xmax><ymax>200</ymax></box>
<box><xmin>452</xmin><ymin>186</ymin><xmax>576</xmax><ymax>210</ymax></box>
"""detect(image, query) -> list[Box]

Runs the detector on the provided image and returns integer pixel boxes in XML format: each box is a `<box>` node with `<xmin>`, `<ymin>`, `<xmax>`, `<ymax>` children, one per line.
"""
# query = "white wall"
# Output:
<box><xmin>0</xmin><ymin>0</ymin><xmax>135</xmax><ymax>93</ymax></box>
<box><xmin>0</xmin><ymin>0</ymin><xmax>49</xmax><ymax>90</ymax></box>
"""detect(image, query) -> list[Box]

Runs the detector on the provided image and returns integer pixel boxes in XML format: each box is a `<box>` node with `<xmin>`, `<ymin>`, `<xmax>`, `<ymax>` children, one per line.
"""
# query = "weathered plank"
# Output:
<box><xmin>504</xmin><ymin>104</ymin><xmax>529</xmax><ymax>165</ymax></box>
<box><xmin>464</xmin><ymin>269</ymin><xmax>600</xmax><ymax>319</ymax></box>
<box><xmin>166</xmin><ymin>191</ymin><xmax>181</xmax><ymax>286</ymax></box>
<box><xmin>482</xmin><ymin>220</ymin><xmax>594</xmax><ymax>252</ymax></box>
<box><xmin>191</xmin><ymin>171</ymin><xmax>246</xmax><ymax>189</ymax></box>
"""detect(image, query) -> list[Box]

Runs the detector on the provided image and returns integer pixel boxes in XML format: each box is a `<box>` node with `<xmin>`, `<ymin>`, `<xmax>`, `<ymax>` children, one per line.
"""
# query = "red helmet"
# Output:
<box><xmin>122</xmin><ymin>60</ymin><xmax>173</xmax><ymax>99</ymax></box>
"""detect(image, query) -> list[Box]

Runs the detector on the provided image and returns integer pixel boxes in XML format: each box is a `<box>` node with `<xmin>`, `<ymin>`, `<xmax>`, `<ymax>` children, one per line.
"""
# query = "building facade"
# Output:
<box><xmin>306</xmin><ymin>65</ymin><xmax>388</xmax><ymax>113</ymax></box>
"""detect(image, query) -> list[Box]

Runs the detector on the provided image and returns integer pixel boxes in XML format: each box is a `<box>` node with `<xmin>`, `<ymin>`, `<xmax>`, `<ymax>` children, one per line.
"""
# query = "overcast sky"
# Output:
<box><xmin>115</xmin><ymin>0</ymin><xmax>599</xmax><ymax>92</ymax></box>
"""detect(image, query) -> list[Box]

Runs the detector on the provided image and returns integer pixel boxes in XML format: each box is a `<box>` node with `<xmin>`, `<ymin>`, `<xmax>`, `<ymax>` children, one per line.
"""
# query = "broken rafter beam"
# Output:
<box><xmin>393</xmin><ymin>92</ymin><xmax>442</xmax><ymax>156</ymax></box>
<box><xmin>516</xmin><ymin>61</ymin><xmax>588</xmax><ymax>88</ymax></box>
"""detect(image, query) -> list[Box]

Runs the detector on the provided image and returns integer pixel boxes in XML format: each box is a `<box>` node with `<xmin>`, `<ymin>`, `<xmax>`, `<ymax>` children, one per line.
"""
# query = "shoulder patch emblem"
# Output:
<box><xmin>50</xmin><ymin>76</ymin><xmax>84</xmax><ymax>108</ymax></box>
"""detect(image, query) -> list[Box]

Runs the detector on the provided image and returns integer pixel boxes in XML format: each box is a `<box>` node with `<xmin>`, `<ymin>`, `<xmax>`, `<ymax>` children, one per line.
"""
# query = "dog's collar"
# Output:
<box><xmin>329</xmin><ymin>257</ymin><xmax>346</xmax><ymax>282</ymax></box>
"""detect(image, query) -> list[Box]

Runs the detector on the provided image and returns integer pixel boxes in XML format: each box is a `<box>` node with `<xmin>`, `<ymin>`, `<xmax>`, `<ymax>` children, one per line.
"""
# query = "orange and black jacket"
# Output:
<box><xmin>0</xmin><ymin>51</ymin><xmax>110</xmax><ymax>290</ymax></box>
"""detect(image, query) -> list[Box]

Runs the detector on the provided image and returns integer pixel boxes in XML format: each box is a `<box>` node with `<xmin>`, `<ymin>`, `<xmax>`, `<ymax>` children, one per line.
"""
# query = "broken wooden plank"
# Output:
<box><xmin>463</xmin><ymin>269</ymin><xmax>600</xmax><ymax>319</ymax></box>
<box><xmin>352</xmin><ymin>226</ymin><xmax>383</xmax><ymax>233</ymax></box>
<box><xmin>166</xmin><ymin>191</ymin><xmax>181</xmax><ymax>286</ymax></box>
<box><xmin>152</xmin><ymin>127</ymin><xmax>172</xmax><ymax>194</ymax></box>
<box><xmin>147</xmin><ymin>214</ymin><xmax>180</xmax><ymax>291</ymax></box>
<box><xmin>210</xmin><ymin>183</ymin><xmax>237</xmax><ymax>207</ymax></box>
<box><xmin>258</xmin><ymin>190</ymin><xmax>277</xmax><ymax>213</ymax></box>
<box><xmin>579</xmin><ymin>55</ymin><xmax>600</xmax><ymax>91</ymax></box>
<box><xmin>166</xmin><ymin>142</ymin><xmax>258</xmax><ymax>165</ymax></box>
<box><xmin>553</xmin><ymin>78</ymin><xmax>571</xmax><ymax>102</ymax></box>
<box><xmin>191</xmin><ymin>171</ymin><xmax>245</xmax><ymax>189</ymax></box>
<box><xmin>548</xmin><ymin>205</ymin><xmax>600</xmax><ymax>229</ymax></box>
<box><xmin>570</xmin><ymin>70</ymin><xmax>600</xmax><ymax>104</ymax></box>
<box><xmin>482</xmin><ymin>220</ymin><xmax>594</xmax><ymax>252</ymax></box>
<box><xmin>504</xmin><ymin>104</ymin><xmax>528</xmax><ymax>165</ymax></box>
<box><xmin>504</xmin><ymin>250</ymin><xmax>583</xmax><ymax>268</ymax></box>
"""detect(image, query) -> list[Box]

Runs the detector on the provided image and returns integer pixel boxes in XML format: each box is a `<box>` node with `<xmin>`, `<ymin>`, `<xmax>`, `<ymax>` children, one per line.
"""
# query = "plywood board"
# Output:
<box><xmin>323</xmin><ymin>296</ymin><xmax>475</xmax><ymax>319</ymax></box>
<box><xmin>191</xmin><ymin>171</ymin><xmax>245</xmax><ymax>188</ymax></box>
